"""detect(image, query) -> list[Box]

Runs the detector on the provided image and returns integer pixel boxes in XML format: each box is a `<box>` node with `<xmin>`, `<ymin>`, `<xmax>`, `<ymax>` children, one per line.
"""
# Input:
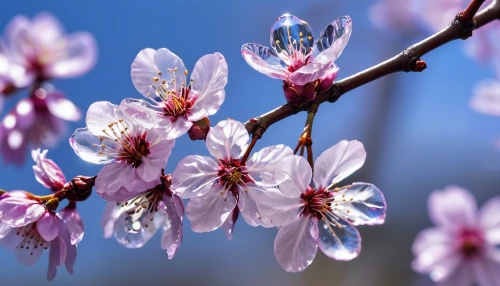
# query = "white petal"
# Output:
<box><xmin>47</xmin><ymin>96</ymin><xmax>81</xmax><ymax>121</ymax></box>
<box><xmin>85</xmin><ymin>101</ymin><xmax>122</xmax><ymax>138</ymax></box>
<box><xmin>246</xmin><ymin>144</ymin><xmax>293</xmax><ymax>187</ymax></box>
<box><xmin>131</xmin><ymin>48</ymin><xmax>159</xmax><ymax>97</ymax></box>
<box><xmin>69</xmin><ymin>127</ymin><xmax>114</xmax><ymax>164</ymax></box>
<box><xmin>154</xmin><ymin>48</ymin><xmax>186</xmax><ymax>85</ymax></box>
<box><xmin>171</xmin><ymin>155</ymin><xmax>218</xmax><ymax>198</ymax></box>
<box><xmin>428</xmin><ymin>186</ymin><xmax>477</xmax><ymax>229</ymax></box>
<box><xmin>317</xmin><ymin>215</ymin><xmax>361</xmax><ymax>261</ymax></box>
<box><xmin>313</xmin><ymin>140</ymin><xmax>366</xmax><ymax>189</ymax></box>
<box><xmin>161</xmin><ymin>194</ymin><xmax>184</xmax><ymax>259</ymax></box>
<box><xmin>312</xmin><ymin>16</ymin><xmax>352</xmax><ymax>64</ymax></box>
<box><xmin>205</xmin><ymin>119</ymin><xmax>249</xmax><ymax>161</ymax></box>
<box><xmin>275</xmin><ymin>155</ymin><xmax>312</xmax><ymax>197</ymax></box>
<box><xmin>479</xmin><ymin>196</ymin><xmax>500</xmax><ymax>244</ymax></box>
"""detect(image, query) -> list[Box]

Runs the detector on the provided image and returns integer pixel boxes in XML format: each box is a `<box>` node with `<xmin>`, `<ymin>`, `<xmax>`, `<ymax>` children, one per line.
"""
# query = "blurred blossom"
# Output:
<box><xmin>0</xmin><ymin>12</ymin><xmax>96</xmax><ymax>87</ymax></box>
<box><xmin>412</xmin><ymin>186</ymin><xmax>500</xmax><ymax>285</ymax></box>
<box><xmin>241</xmin><ymin>14</ymin><xmax>351</xmax><ymax>105</ymax></box>
<box><xmin>0</xmin><ymin>88</ymin><xmax>81</xmax><ymax>165</ymax></box>
<box><xmin>102</xmin><ymin>174</ymin><xmax>184</xmax><ymax>258</ymax></box>
<box><xmin>126</xmin><ymin>48</ymin><xmax>228</xmax><ymax>140</ymax></box>
<box><xmin>265</xmin><ymin>140</ymin><xmax>385</xmax><ymax>272</ymax></box>
<box><xmin>70</xmin><ymin>101</ymin><xmax>175</xmax><ymax>201</ymax></box>
<box><xmin>32</xmin><ymin>148</ymin><xmax>66</xmax><ymax>191</ymax></box>
<box><xmin>0</xmin><ymin>191</ymin><xmax>76</xmax><ymax>280</ymax></box>
<box><xmin>470</xmin><ymin>79</ymin><xmax>500</xmax><ymax>116</ymax></box>
<box><xmin>171</xmin><ymin>119</ymin><xmax>293</xmax><ymax>237</ymax></box>
<box><xmin>368</xmin><ymin>0</ymin><xmax>421</xmax><ymax>35</ymax></box>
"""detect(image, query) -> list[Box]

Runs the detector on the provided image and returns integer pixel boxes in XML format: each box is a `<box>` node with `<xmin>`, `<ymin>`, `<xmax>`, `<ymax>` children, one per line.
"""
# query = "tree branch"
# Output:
<box><xmin>244</xmin><ymin>0</ymin><xmax>500</xmax><ymax>135</ymax></box>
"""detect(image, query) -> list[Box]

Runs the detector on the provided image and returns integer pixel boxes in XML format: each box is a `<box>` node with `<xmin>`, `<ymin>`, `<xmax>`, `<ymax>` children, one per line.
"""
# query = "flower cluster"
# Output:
<box><xmin>0</xmin><ymin>12</ymin><xmax>96</xmax><ymax>165</ymax></box>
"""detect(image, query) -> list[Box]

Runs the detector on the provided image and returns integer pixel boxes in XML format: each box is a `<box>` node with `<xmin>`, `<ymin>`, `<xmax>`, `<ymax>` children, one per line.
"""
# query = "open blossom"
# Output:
<box><xmin>0</xmin><ymin>12</ymin><xmax>96</xmax><ymax>86</ymax></box>
<box><xmin>171</xmin><ymin>119</ymin><xmax>292</xmax><ymax>238</ymax></box>
<box><xmin>0</xmin><ymin>88</ymin><xmax>81</xmax><ymax>165</ymax></box>
<box><xmin>412</xmin><ymin>186</ymin><xmax>500</xmax><ymax>285</ymax></box>
<box><xmin>263</xmin><ymin>140</ymin><xmax>386</xmax><ymax>272</ymax></box>
<box><xmin>0</xmin><ymin>191</ymin><xmax>76</xmax><ymax>280</ymax></box>
<box><xmin>125</xmin><ymin>48</ymin><xmax>228</xmax><ymax>140</ymax></box>
<box><xmin>102</xmin><ymin>174</ymin><xmax>184</xmax><ymax>258</ymax></box>
<box><xmin>241</xmin><ymin>14</ymin><xmax>351</xmax><ymax>104</ymax></box>
<box><xmin>70</xmin><ymin>101</ymin><xmax>175</xmax><ymax>201</ymax></box>
<box><xmin>470</xmin><ymin>79</ymin><xmax>500</xmax><ymax>116</ymax></box>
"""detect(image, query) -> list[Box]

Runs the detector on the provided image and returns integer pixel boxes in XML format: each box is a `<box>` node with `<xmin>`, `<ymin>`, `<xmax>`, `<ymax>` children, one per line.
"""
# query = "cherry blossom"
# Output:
<box><xmin>69</xmin><ymin>101</ymin><xmax>175</xmax><ymax>201</ymax></box>
<box><xmin>241</xmin><ymin>14</ymin><xmax>351</xmax><ymax>104</ymax></box>
<box><xmin>263</xmin><ymin>140</ymin><xmax>386</xmax><ymax>272</ymax></box>
<box><xmin>412</xmin><ymin>186</ymin><xmax>500</xmax><ymax>285</ymax></box>
<box><xmin>101</xmin><ymin>174</ymin><xmax>184</xmax><ymax>258</ymax></box>
<box><xmin>32</xmin><ymin>148</ymin><xmax>66</xmax><ymax>191</ymax></box>
<box><xmin>0</xmin><ymin>12</ymin><xmax>96</xmax><ymax>86</ymax></box>
<box><xmin>126</xmin><ymin>48</ymin><xmax>228</xmax><ymax>140</ymax></box>
<box><xmin>0</xmin><ymin>191</ymin><xmax>76</xmax><ymax>280</ymax></box>
<box><xmin>171</xmin><ymin>119</ymin><xmax>293</xmax><ymax>237</ymax></box>
<box><xmin>0</xmin><ymin>88</ymin><xmax>81</xmax><ymax>165</ymax></box>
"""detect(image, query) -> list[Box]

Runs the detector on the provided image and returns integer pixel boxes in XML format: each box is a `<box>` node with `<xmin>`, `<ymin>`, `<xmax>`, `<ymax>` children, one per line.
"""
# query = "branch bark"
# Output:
<box><xmin>244</xmin><ymin>0</ymin><xmax>500</xmax><ymax>136</ymax></box>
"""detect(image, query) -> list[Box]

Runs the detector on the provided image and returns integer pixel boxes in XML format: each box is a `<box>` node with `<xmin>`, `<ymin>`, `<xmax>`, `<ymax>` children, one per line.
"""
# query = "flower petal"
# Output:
<box><xmin>137</xmin><ymin>137</ymin><xmax>174</xmax><ymax>182</ymax></box>
<box><xmin>246</xmin><ymin>144</ymin><xmax>293</xmax><ymax>187</ymax></box>
<box><xmin>31</xmin><ymin>12</ymin><xmax>64</xmax><ymax>45</ymax></box>
<box><xmin>330</xmin><ymin>183</ymin><xmax>386</xmax><ymax>226</ymax></box>
<box><xmin>270</xmin><ymin>14</ymin><xmax>315</xmax><ymax>64</ymax></box>
<box><xmin>275</xmin><ymin>155</ymin><xmax>312</xmax><ymax>197</ymax></box>
<box><xmin>171</xmin><ymin>155</ymin><xmax>218</xmax><ymax>198</ymax></box>
<box><xmin>16</xmin><ymin>235</ymin><xmax>44</xmax><ymax>266</ymax></box>
<box><xmin>162</xmin><ymin>117</ymin><xmax>193</xmax><ymax>140</ymax></box>
<box><xmin>411</xmin><ymin>227</ymin><xmax>453</xmax><ymax>256</ymax></box>
<box><xmin>0</xmin><ymin>220</ymin><xmax>12</xmax><ymax>238</ymax></box>
<box><xmin>85</xmin><ymin>101</ymin><xmax>123</xmax><ymax>138</ymax></box>
<box><xmin>0</xmin><ymin>192</ymin><xmax>45</xmax><ymax>227</ymax></box>
<box><xmin>46</xmin><ymin>238</ymin><xmax>59</xmax><ymax>280</ymax></box>
<box><xmin>479</xmin><ymin>196</ymin><xmax>500</xmax><ymax>244</ymax></box>
<box><xmin>46</xmin><ymin>95</ymin><xmax>81</xmax><ymax>122</ymax></box>
<box><xmin>58</xmin><ymin>207</ymin><xmax>84</xmax><ymax>245</ymax></box>
<box><xmin>241</xmin><ymin>43</ymin><xmax>288</xmax><ymax>80</ymax></box>
<box><xmin>205</xmin><ymin>119</ymin><xmax>249</xmax><ymax>161</ymax></box>
<box><xmin>37</xmin><ymin>212</ymin><xmax>59</xmax><ymax>241</ymax></box>
<box><xmin>274</xmin><ymin>215</ymin><xmax>318</xmax><ymax>272</ymax></box>
<box><xmin>428</xmin><ymin>186</ymin><xmax>477</xmax><ymax>229</ymax></box>
<box><xmin>119</xmin><ymin>98</ymin><xmax>160</xmax><ymax>129</ymax></box>
<box><xmin>70</xmin><ymin>128</ymin><xmax>115</xmax><ymax>164</ymax></box>
<box><xmin>161</xmin><ymin>194</ymin><xmax>184</xmax><ymax>259</ymax></box>
<box><xmin>313</xmin><ymin>16</ymin><xmax>352</xmax><ymax>65</ymax></box>
<box><xmin>101</xmin><ymin>202</ymin><xmax>121</xmax><ymax>238</ymax></box>
<box><xmin>313</xmin><ymin>140</ymin><xmax>366</xmax><ymax>189</ymax></box>
<box><xmin>317</xmin><ymin>215</ymin><xmax>361</xmax><ymax>261</ymax></box>
<box><xmin>45</xmin><ymin>32</ymin><xmax>97</xmax><ymax>78</ymax></box>
<box><xmin>470</xmin><ymin>79</ymin><xmax>500</xmax><ymax>116</ymax></box>
<box><xmin>131</xmin><ymin>48</ymin><xmax>159</xmax><ymax>97</ymax></box>
<box><xmin>472</xmin><ymin>258</ymin><xmax>500</xmax><ymax>286</ymax></box>
<box><xmin>32</xmin><ymin>148</ymin><xmax>66</xmax><ymax>191</ymax></box>
<box><xmin>190</xmin><ymin>52</ymin><xmax>228</xmax><ymax>118</ymax></box>
<box><xmin>154</xmin><ymin>48</ymin><xmax>186</xmax><ymax>85</ymax></box>
<box><xmin>221</xmin><ymin>207</ymin><xmax>239</xmax><ymax>240</ymax></box>
<box><xmin>288</xmin><ymin>63</ymin><xmax>332</xmax><ymax>85</ymax></box>
<box><xmin>186</xmin><ymin>184</ymin><xmax>237</xmax><ymax>233</ymax></box>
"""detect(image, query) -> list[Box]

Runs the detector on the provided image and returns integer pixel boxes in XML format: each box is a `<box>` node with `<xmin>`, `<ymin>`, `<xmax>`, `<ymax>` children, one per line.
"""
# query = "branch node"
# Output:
<box><xmin>402</xmin><ymin>48</ymin><xmax>420</xmax><ymax>72</ymax></box>
<box><xmin>327</xmin><ymin>84</ymin><xmax>343</xmax><ymax>103</ymax></box>
<box><xmin>454</xmin><ymin>13</ymin><xmax>477</xmax><ymax>39</ymax></box>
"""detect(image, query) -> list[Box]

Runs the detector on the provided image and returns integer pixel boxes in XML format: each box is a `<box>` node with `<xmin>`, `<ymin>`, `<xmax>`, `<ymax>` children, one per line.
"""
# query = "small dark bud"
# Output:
<box><xmin>64</xmin><ymin>175</ymin><xmax>96</xmax><ymax>202</ymax></box>
<box><xmin>283</xmin><ymin>81</ymin><xmax>316</xmax><ymax>106</ymax></box>
<box><xmin>188</xmin><ymin>117</ymin><xmax>210</xmax><ymax>141</ymax></box>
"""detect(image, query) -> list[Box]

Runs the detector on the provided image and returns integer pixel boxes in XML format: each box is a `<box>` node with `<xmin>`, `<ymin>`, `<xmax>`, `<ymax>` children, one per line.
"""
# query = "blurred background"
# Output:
<box><xmin>0</xmin><ymin>0</ymin><xmax>499</xmax><ymax>285</ymax></box>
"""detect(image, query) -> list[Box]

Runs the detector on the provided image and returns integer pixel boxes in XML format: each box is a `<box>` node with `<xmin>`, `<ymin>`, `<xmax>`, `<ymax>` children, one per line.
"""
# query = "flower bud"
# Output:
<box><xmin>283</xmin><ymin>81</ymin><xmax>316</xmax><ymax>106</ymax></box>
<box><xmin>188</xmin><ymin>117</ymin><xmax>210</xmax><ymax>141</ymax></box>
<box><xmin>63</xmin><ymin>175</ymin><xmax>96</xmax><ymax>202</ymax></box>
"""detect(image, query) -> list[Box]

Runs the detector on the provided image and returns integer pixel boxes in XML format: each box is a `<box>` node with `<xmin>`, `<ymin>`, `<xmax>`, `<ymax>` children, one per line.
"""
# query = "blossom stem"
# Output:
<box><xmin>459</xmin><ymin>0</ymin><xmax>488</xmax><ymax>25</ymax></box>
<box><xmin>244</xmin><ymin>0</ymin><xmax>500</xmax><ymax>137</ymax></box>
<box><xmin>241</xmin><ymin>135</ymin><xmax>260</xmax><ymax>165</ymax></box>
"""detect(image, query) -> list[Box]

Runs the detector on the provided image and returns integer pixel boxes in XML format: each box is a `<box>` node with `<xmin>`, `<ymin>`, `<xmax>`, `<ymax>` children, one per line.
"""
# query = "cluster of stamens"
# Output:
<box><xmin>275</xmin><ymin>29</ymin><xmax>314</xmax><ymax>72</ymax></box>
<box><xmin>217</xmin><ymin>159</ymin><xmax>252</xmax><ymax>201</ymax></box>
<box><xmin>95</xmin><ymin>119</ymin><xmax>151</xmax><ymax>168</ymax></box>
<box><xmin>15</xmin><ymin>223</ymin><xmax>49</xmax><ymax>255</ymax></box>
<box><xmin>458</xmin><ymin>228</ymin><xmax>484</xmax><ymax>257</ymax></box>
<box><xmin>147</xmin><ymin>69</ymin><xmax>195</xmax><ymax>117</ymax></box>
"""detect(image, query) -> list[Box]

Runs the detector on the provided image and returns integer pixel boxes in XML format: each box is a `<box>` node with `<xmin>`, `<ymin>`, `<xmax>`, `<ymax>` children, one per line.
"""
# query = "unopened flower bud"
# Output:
<box><xmin>188</xmin><ymin>117</ymin><xmax>210</xmax><ymax>141</ymax></box>
<box><xmin>283</xmin><ymin>81</ymin><xmax>316</xmax><ymax>106</ymax></box>
<box><xmin>63</xmin><ymin>175</ymin><xmax>96</xmax><ymax>202</ymax></box>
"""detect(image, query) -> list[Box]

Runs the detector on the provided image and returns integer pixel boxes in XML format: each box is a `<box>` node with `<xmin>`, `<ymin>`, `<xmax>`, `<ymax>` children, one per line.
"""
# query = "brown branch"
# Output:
<box><xmin>244</xmin><ymin>0</ymin><xmax>500</xmax><ymax>135</ymax></box>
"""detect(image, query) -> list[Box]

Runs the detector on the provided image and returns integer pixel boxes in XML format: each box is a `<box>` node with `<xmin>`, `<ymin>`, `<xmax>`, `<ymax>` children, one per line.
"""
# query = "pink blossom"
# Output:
<box><xmin>470</xmin><ymin>79</ymin><xmax>500</xmax><ymax>116</ymax></box>
<box><xmin>58</xmin><ymin>203</ymin><xmax>84</xmax><ymax>246</ymax></box>
<box><xmin>0</xmin><ymin>12</ymin><xmax>96</xmax><ymax>86</ymax></box>
<box><xmin>412</xmin><ymin>186</ymin><xmax>500</xmax><ymax>285</ymax></box>
<box><xmin>0</xmin><ymin>51</ymin><xmax>30</xmax><ymax>95</ymax></box>
<box><xmin>101</xmin><ymin>174</ymin><xmax>184</xmax><ymax>258</ymax></box>
<box><xmin>125</xmin><ymin>48</ymin><xmax>228</xmax><ymax>139</ymax></box>
<box><xmin>369</xmin><ymin>0</ymin><xmax>421</xmax><ymax>34</ymax></box>
<box><xmin>0</xmin><ymin>88</ymin><xmax>81</xmax><ymax>165</ymax></box>
<box><xmin>262</xmin><ymin>140</ymin><xmax>386</xmax><ymax>272</ymax></box>
<box><xmin>32</xmin><ymin>148</ymin><xmax>66</xmax><ymax>191</ymax></box>
<box><xmin>70</xmin><ymin>101</ymin><xmax>175</xmax><ymax>201</ymax></box>
<box><xmin>0</xmin><ymin>191</ymin><xmax>76</xmax><ymax>280</ymax></box>
<box><xmin>241</xmin><ymin>14</ymin><xmax>351</xmax><ymax>104</ymax></box>
<box><xmin>171</xmin><ymin>119</ymin><xmax>293</xmax><ymax>237</ymax></box>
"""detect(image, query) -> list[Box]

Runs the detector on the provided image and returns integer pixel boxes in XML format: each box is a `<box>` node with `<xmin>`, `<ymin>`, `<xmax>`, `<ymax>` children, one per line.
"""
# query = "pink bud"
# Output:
<box><xmin>188</xmin><ymin>117</ymin><xmax>211</xmax><ymax>141</ymax></box>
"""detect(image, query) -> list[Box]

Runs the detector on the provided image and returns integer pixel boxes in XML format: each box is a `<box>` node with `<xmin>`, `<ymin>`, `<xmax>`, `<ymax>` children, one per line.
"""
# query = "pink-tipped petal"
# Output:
<box><xmin>186</xmin><ymin>184</ymin><xmax>237</xmax><ymax>233</ymax></box>
<box><xmin>317</xmin><ymin>216</ymin><xmax>361</xmax><ymax>261</ymax></box>
<box><xmin>137</xmin><ymin>138</ymin><xmax>174</xmax><ymax>182</ymax></box>
<box><xmin>31</xmin><ymin>148</ymin><xmax>66</xmax><ymax>190</ymax></box>
<box><xmin>274</xmin><ymin>215</ymin><xmax>318</xmax><ymax>272</ymax></box>
<box><xmin>275</xmin><ymin>155</ymin><xmax>312</xmax><ymax>197</ymax></box>
<box><xmin>313</xmin><ymin>16</ymin><xmax>352</xmax><ymax>65</ymax></box>
<box><xmin>313</xmin><ymin>140</ymin><xmax>366</xmax><ymax>189</ymax></box>
<box><xmin>58</xmin><ymin>208</ymin><xmax>84</xmax><ymax>245</ymax></box>
<box><xmin>289</xmin><ymin>63</ymin><xmax>331</xmax><ymax>85</ymax></box>
<box><xmin>171</xmin><ymin>155</ymin><xmax>218</xmax><ymax>199</ymax></box>
<box><xmin>241</xmin><ymin>43</ymin><xmax>288</xmax><ymax>80</ymax></box>
<box><xmin>428</xmin><ymin>186</ymin><xmax>478</xmax><ymax>229</ymax></box>
<box><xmin>36</xmin><ymin>212</ymin><xmax>59</xmax><ymax>241</ymax></box>
<box><xmin>161</xmin><ymin>194</ymin><xmax>183</xmax><ymax>259</ymax></box>
<box><xmin>0</xmin><ymin>192</ymin><xmax>45</xmax><ymax>227</ymax></box>
<box><xmin>330</xmin><ymin>183</ymin><xmax>386</xmax><ymax>226</ymax></box>
<box><xmin>246</xmin><ymin>144</ymin><xmax>293</xmax><ymax>187</ymax></box>
<box><xmin>470</xmin><ymin>79</ymin><xmax>500</xmax><ymax>116</ymax></box>
<box><xmin>131</xmin><ymin>48</ymin><xmax>159</xmax><ymax>97</ymax></box>
<box><xmin>190</xmin><ymin>52</ymin><xmax>228</xmax><ymax>119</ymax></box>
<box><xmin>205</xmin><ymin>119</ymin><xmax>249</xmax><ymax>161</ymax></box>
<box><xmin>45</xmin><ymin>32</ymin><xmax>97</xmax><ymax>78</ymax></box>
